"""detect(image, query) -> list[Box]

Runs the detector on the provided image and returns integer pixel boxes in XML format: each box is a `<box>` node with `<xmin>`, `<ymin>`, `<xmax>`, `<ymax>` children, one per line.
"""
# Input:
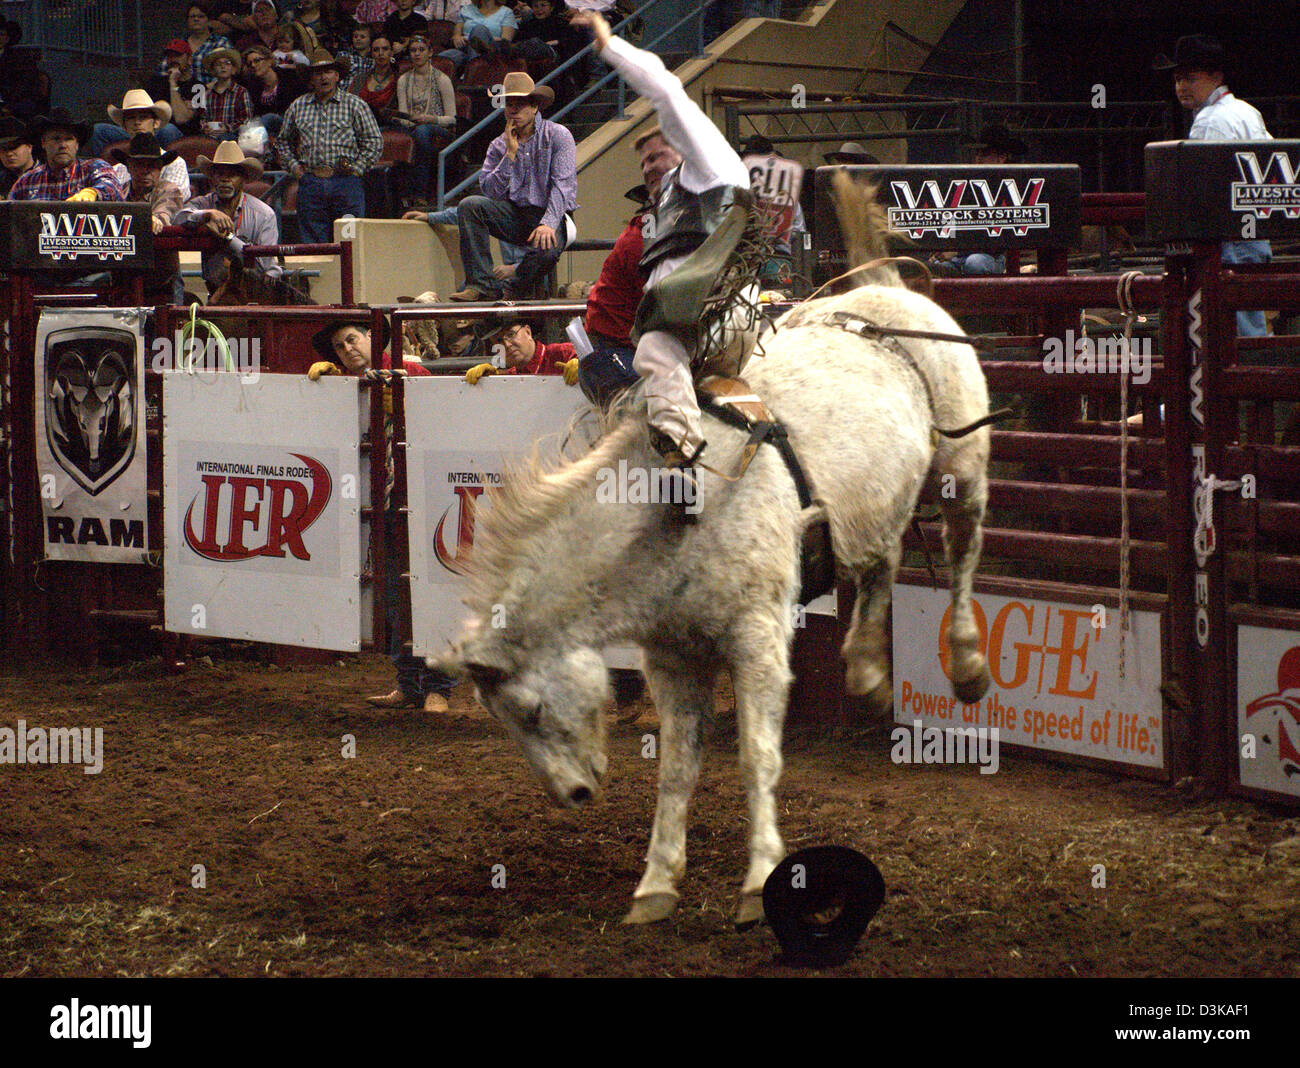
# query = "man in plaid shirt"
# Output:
<box><xmin>354</xmin><ymin>0</ymin><xmax>397</xmax><ymax>26</ymax></box>
<box><xmin>8</xmin><ymin>109</ymin><xmax>124</xmax><ymax>202</ymax></box>
<box><xmin>276</xmin><ymin>48</ymin><xmax>382</xmax><ymax>241</ymax></box>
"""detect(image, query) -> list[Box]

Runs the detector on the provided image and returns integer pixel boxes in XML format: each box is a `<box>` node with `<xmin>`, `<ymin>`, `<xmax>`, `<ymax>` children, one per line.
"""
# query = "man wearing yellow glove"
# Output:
<box><xmin>464</xmin><ymin>315</ymin><xmax>579</xmax><ymax>384</ymax></box>
<box><xmin>8</xmin><ymin>108</ymin><xmax>126</xmax><ymax>201</ymax></box>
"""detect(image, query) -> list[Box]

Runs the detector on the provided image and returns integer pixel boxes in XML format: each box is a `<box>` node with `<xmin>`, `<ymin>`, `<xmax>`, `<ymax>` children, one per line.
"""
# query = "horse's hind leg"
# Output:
<box><xmin>731</xmin><ymin>612</ymin><xmax>794</xmax><ymax>929</ymax></box>
<box><xmin>841</xmin><ymin>543</ymin><xmax>903</xmax><ymax>714</ymax></box>
<box><xmin>624</xmin><ymin>650</ymin><xmax>714</xmax><ymax>925</ymax></box>
<box><xmin>939</xmin><ymin>447</ymin><xmax>991</xmax><ymax>703</ymax></box>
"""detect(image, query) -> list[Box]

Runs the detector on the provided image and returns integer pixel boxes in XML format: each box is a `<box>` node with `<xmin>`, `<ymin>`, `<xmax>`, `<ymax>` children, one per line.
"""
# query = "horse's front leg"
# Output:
<box><xmin>624</xmin><ymin>650</ymin><xmax>715</xmax><ymax>925</ymax></box>
<box><xmin>731</xmin><ymin>612</ymin><xmax>794</xmax><ymax>929</ymax></box>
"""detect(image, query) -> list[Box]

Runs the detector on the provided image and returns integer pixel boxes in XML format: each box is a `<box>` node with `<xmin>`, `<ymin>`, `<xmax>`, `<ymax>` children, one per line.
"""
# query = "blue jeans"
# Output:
<box><xmin>89</xmin><ymin>121</ymin><xmax>184</xmax><ymax>157</ymax></box>
<box><xmin>409</xmin><ymin>121</ymin><xmax>454</xmax><ymax>202</ymax></box>
<box><xmin>426</xmin><ymin>206</ymin><xmax>526</xmax><ymax>264</ymax></box>
<box><xmin>296</xmin><ymin>173</ymin><xmax>366</xmax><ymax>243</ymax></box>
<box><xmin>510</xmin><ymin>38</ymin><xmax>557</xmax><ymax>64</ymax></box>
<box><xmin>579</xmin><ymin>332</ymin><xmax>639</xmax><ymax>408</ymax></box>
<box><xmin>1222</xmin><ymin>239</ymin><xmax>1272</xmax><ymax>337</ymax></box>
<box><xmin>957</xmin><ymin>251</ymin><xmax>1005</xmax><ymax>275</ymax></box>
<box><xmin>439</xmin><ymin>24</ymin><xmax>496</xmax><ymax>72</ymax></box>
<box><xmin>457</xmin><ymin>194</ymin><xmax>566</xmax><ymax>297</ymax></box>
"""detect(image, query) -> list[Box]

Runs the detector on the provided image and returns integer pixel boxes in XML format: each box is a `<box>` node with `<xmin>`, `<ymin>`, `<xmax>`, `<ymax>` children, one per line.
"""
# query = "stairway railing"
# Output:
<box><xmin>6</xmin><ymin>0</ymin><xmax>144</xmax><ymax>66</ymax></box>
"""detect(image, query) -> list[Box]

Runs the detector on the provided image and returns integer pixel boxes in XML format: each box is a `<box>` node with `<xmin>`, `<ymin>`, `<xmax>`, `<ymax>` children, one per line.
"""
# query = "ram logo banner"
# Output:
<box><xmin>1231</xmin><ymin>151</ymin><xmax>1300</xmax><ymax>218</ymax></box>
<box><xmin>35</xmin><ymin>311</ymin><xmax>149</xmax><ymax>562</ymax></box>
<box><xmin>38</xmin><ymin>211</ymin><xmax>136</xmax><ymax>261</ymax></box>
<box><xmin>1237</xmin><ymin>626</ymin><xmax>1300</xmax><ymax>798</ymax></box>
<box><xmin>891</xmin><ymin>584</ymin><xmax>1164</xmax><ymax>768</ymax></box>
<box><xmin>888</xmin><ymin>177</ymin><xmax>1048</xmax><ymax>238</ymax></box>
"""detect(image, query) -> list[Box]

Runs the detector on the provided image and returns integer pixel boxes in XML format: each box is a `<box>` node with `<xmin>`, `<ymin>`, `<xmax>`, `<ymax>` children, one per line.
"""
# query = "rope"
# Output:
<box><xmin>179</xmin><ymin>303</ymin><xmax>234</xmax><ymax>373</ymax></box>
<box><xmin>1115</xmin><ymin>270</ymin><xmax>1142</xmax><ymax>683</ymax></box>
<box><xmin>803</xmin><ymin>255</ymin><xmax>935</xmax><ymax>304</ymax></box>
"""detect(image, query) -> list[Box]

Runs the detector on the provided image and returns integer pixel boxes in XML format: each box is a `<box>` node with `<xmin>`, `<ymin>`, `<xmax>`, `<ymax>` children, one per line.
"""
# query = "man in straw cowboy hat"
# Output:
<box><xmin>174</xmin><ymin>141</ymin><xmax>281</xmax><ymax>288</ymax></box>
<box><xmin>276</xmin><ymin>47</ymin><xmax>383</xmax><ymax>241</ymax></box>
<box><xmin>8</xmin><ymin>108</ymin><xmax>124</xmax><ymax>201</ymax></box>
<box><xmin>112</xmin><ymin>132</ymin><xmax>186</xmax><ymax>302</ymax></box>
<box><xmin>0</xmin><ymin>116</ymin><xmax>37</xmax><ymax>198</ymax></box>
<box><xmin>93</xmin><ymin>90</ymin><xmax>192</xmax><ymax>200</ymax></box>
<box><xmin>1154</xmin><ymin>33</ymin><xmax>1272</xmax><ymax>337</ymax></box>
<box><xmin>448</xmin><ymin>70</ymin><xmax>577</xmax><ymax>302</ymax></box>
<box><xmin>568</xmin><ymin>9</ymin><xmax>763</xmax><ymax>480</ymax></box>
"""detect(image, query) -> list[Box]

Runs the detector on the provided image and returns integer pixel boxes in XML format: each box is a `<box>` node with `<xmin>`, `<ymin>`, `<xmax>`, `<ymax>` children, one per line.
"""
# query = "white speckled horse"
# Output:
<box><xmin>443</xmin><ymin>176</ymin><xmax>992</xmax><ymax>928</ymax></box>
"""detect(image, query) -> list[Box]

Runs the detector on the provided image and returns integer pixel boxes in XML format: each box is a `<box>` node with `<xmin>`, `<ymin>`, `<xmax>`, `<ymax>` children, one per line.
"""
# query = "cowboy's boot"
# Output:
<box><xmin>649</xmin><ymin>429</ymin><xmax>705</xmax><ymax>524</ymax></box>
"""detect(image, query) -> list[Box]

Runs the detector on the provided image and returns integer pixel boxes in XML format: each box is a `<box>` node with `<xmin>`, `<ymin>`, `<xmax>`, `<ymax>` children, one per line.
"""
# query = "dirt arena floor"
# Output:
<box><xmin>2</xmin><ymin>650</ymin><xmax>1299</xmax><ymax>978</ymax></box>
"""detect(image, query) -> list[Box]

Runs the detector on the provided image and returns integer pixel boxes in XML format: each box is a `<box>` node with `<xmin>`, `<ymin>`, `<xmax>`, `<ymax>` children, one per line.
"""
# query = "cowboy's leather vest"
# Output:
<box><xmin>639</xmin><ymin>165</ymin><xmax>751</xmax><ymax>273</ymax></box>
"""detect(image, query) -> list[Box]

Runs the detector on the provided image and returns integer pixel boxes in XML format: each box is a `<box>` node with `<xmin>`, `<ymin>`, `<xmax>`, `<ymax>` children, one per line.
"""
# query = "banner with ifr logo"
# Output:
<box><xmin>35</xmin><ymin>308</ymin><xmax>150</xmax><ymax>562</ymax></box>
<box><xmin>163</xmin><ymin>375</ymin><xmax>366</xmax><ymax>649</ymax></box>
<box><xmin>1237</xmin><ymin>623</ymin><xmax>1300</xmax><ymax>799</ymax></box>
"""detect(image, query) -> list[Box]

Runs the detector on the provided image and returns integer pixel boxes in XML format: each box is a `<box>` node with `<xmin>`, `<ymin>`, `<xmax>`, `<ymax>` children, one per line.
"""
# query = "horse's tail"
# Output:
<box><xmin>831</xmin><ymin>170</ymin><xmax>905</xmax><ymax>289</ymax></box>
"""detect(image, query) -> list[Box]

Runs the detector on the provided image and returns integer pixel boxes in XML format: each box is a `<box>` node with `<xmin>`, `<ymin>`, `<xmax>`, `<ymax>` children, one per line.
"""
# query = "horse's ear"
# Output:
<box><xmin>454</xmin><ymin>632</ymin><xmax>512</xmax><ymax>692</ymax></box>
<box><xmin>465</xmin><ymin>662</ymin><xmax>510</xmax><ymax>691</ymax></box>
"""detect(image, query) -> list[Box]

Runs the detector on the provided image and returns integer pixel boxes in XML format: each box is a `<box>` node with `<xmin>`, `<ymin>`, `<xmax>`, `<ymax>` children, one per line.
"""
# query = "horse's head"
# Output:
<box><xmin>449</xmin><ymin>623</ymin><xmax>611</xmax><ymax>808</ymax></box>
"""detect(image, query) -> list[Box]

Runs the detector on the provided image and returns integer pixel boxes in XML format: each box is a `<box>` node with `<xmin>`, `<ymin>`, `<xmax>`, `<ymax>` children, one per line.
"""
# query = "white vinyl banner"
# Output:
<box><xmin>405</xmin><ymin>376</ymin><xmax>618</xmax><ymax>658</ymax></box>
<box><xmin>35</xmin><ymin>308</ymin><xmax>150</xmax><ymax>562</ymax></box>
<box><xmin>1236</xmin><ymin>623</ymin><xmax>1300</xmax><ymax>799</ymax></box>
<box><xmin>163</xmin><ymin>375</ymin><xmax>365</xmax><ymax>650</ymax></box>
<box><xmin>891</xmin><ymin>584</ymin><xmax>1164</xmax><ymax>768</ymax></box>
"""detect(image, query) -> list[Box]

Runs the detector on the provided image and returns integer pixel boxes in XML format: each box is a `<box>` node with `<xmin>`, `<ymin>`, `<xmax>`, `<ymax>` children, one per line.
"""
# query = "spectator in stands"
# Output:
<box><xmin>242</xmin><ymin>44</ymin><xmax>303</xmax><ymax>135</ymax></box>
<box><xmin>162</xmin><ymin>2</ymin><xmax>236</xmax><ymax>76</ymax></box>
<box><xmin>0</xmin><ymin>116</ymin><xmax>36</xmax><ymax>198</ymax></box>
<box><xmin>9</xmin><ymin>109</ymin><xmax>124</xmax><ymax>201</ymax></box>
<box><xmin>1156</xmin><ymin>34</ymin><xmax>1272</xmax><ymax>337</ymax></box>
<box><xmin>277</xmin><ymin>49</ymin><xmax>383</xmax><ymax>241</ymax></box>
<box><xmin>235</xmin><ymin>0</ymin><xmax>283</xmax><ymax>51</ymax></box>
<box><xmin>112</xmin><ymin>133</ymin><xmax>185</xmax><ymax>302</ymax></box>
<box><xmin>175</xmin><ymin>141</ymin><xmax>281</xmax><ymax>285</ymax></box>
<box><xmin>928</xmin><ymin>123</ymin><xmax>1026</xmax><ymax>278</ymax></box>
<box><xmin>0</xmin><ymin>21</ymin><xmax>51</xmax><ymax>121</ymax></box>
<box><xmin>273</xmin><ymin>21</ymin><xmax>313</xmax><ymax>69</ymax></box>
<box><xmin>350</xmin><ymin>34</ymin><xmax>400</xmax><ymax>124</ymax></box>
<box><xmin>383</xmin><ymin>0</ymin><xmax>430</xmax><ymax>54</ymax></box>
<box><xmin>305</xmin><ymin>316</ymin><xmax>452</xmax><ymax>714</ymax></box>
<box><xmin>337</xmin><ymin>22</ymin><xmax>376</xmax><ymax>81</ymax></box>
<box><xmin>293</xmin><ymin>0</ymin><xmax>336</xmax><ymax>52</ymax></box>
<box><xmin>146</xmin><ymin>40</ymin><xmax>206</xmax><ymax>137</ymax></box>
<box><xmin>89</xmin><ymin>90</ymin><xmax>182</xmax><ymax>162</ymax></box>
<box><xmin>101</xmin><ymin>92</ymin><xmax>192</xmax><ymax>200</ymax></box>
<box><xmin>449</xmin><ymin>72</ymin><xmax>576</xmax><ymax>301</ymax></box>
<box><xmin>354</xmin><ymin>0</ymin><xmax>397</xmax><ymax>28</ymax></box>
<box><xmin>439</xmin><ymin>0</ymin><xmax>517</xmax><ymax>73</ymax></box>
<box><xmin>465</xmin><ymin>313</ymin><xmax>578</xmax><ymax>382</ymax></box>
<box><xmin>508</xmin><ymin>0</ymin><xmax>578</xmax><ymax>65</ymax></box>
<box><xmin>202</xmin><ymin>49</ymin><xmax>255</xmax><ymax>139</ymax></box>
<box><xmin>576</xmin><ymin>143</ymin><xmax>671</xmax><ymax>407</ymax></box>
<box><xmin>738</xmin><ymin>132</ymin><xmax>805</xmax><ymax>288</ymax></box>
<box><xmin>396</xmin><ymin>33</ymin><xmax>457</xmax><ymax>207</ymax></box>
<box><xmin>418</xmin><ymin>0</ymin><xmax>462</xmax><ymax>22</ymax></box>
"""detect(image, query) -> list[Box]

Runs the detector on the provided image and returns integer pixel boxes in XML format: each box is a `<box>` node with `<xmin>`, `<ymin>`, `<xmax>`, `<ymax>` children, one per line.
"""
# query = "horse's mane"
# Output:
<box><xmin>830</xmin><ymin>170</ymin><xmax>905</xmax><ymax>289</ymax></box>
<box><xmin>466</xmin><ymin>391</ymin><xmax>650</xmax><ymax>614</ymax></box>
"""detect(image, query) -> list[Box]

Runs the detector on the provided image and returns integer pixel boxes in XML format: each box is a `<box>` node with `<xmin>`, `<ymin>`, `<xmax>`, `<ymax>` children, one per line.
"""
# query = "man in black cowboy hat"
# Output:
<box><xmin>7</xmin><ymin>109</ymin><xmax>125</xmax><ymax>201</ymax></box>
<box><xmin>968</xmin><ymin>122</ymin><xmax>1027</xmax><ymax>165</ymax></box>
<box><xmin>0</xmin><ymin>116</ymin><xmax>36</xmax><ymax>198</ymax></box>
<box><xmin>1155</xmin><ymin>34</ymin><xmax>1272</xmax><ymax>335</ymax></box>
<box><xmin>112</xmin><ymin>133</ymin><xmax>185</xmax><ymax>302</ymax></box>
<box><xmin>448</xmin><ymin>71</ymin><xmax>577</xmax><ymax>302</ymax></box>
<box><xmin>276</xmin><ymin>48</ymin><xmax>382</xmax><ymax>242</ymax></box>
<box><xmin>823</xmin><ymin>141</ymin><xmax>878</xmax><ymax>166</ymax></box>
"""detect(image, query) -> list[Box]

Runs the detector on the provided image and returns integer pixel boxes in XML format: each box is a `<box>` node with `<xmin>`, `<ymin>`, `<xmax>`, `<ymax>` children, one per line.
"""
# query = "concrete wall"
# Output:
<box><xmin>564</xmin><ymin>0</ymin><xmax>969</xmax><ymax>282</ymax></box>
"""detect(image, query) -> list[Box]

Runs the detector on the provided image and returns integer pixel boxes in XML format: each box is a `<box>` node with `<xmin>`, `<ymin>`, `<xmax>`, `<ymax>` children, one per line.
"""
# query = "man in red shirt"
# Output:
<box><xmin>464</xmin><ymin>315</ymin><xmax>579</xmax><ymax>384</ymax></box>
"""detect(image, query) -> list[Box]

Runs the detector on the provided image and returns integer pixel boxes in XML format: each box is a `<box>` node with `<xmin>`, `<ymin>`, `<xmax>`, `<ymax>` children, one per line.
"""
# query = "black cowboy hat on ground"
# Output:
<box><xmin>0</xmin><ymin>115</ymin><xmax>32</xmax><ymax>151</ymax></box>
<box><xmin>110</xmin><ymin>132</ymin><xmax>179</xmax><ymax>167</ymax></box>
<box><xmin>311</xmin><ymin>316</ymin><xmax>392</xmax><ymax>364</ymax></box>
<box><xmin>967</xmin><ymin>122</ymin><xmax>1028</xmax><ymax>160</ymax></box>
<box><xmin>31</xmin><ymin>107</ymin><xmax>92</xmax><ymax>145</ymax></box>
<box><xmin>1153</xmin><ymin>34</ymin><xmax>1230</xmax><ymax>75</ymax></box>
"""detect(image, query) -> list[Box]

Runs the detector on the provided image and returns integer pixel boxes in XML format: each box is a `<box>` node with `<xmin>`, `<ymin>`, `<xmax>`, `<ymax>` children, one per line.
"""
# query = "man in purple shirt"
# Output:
<box><xmin>449</xmin><ymin>72</ymin><xmax>577</xmax><ymax>301</ymax></box>
<box><xmin>8</xmin><ymin>109</ymin><xmax>124</xmax><ymax>202</ymax></box>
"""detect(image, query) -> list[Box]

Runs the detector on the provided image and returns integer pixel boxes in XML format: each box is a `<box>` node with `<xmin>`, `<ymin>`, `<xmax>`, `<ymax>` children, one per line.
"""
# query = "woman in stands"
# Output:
<box><xmin>241</xmin><ymin>44</ymin><xmax>303</xmax><ymax>137</ymax></box>
<box><xmin>439</xmin><ymin>0</ymin><xmax>518</xmax><ymax>75</ymax></box>
<box><xmin>163</xmin><ymin>1</ymin><xmax>235</xmax><ymax>75</ymax></box>
<box><xmin>352</xmin><ymin>33</ymin><xmax>401</xmax><ymax>125</ymax></box>
<box><xmin>396</xmin><ymin>33</ymin><xmax>457</xmax><ymax>207</ymax></box>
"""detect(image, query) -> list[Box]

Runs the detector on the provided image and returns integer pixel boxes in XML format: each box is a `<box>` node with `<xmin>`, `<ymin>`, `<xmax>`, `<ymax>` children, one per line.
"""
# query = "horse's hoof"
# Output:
<box><xmin>734</xmin><ymin>894</ymin><xmax>766</xmax><ymax>931</ymax></box>
<box><xmin>952</xmin><ymin>663</ymin><xmax>992</xmax><ymax>704</ymax></box>
<box><xmin>861</xmin><ymin>675</ymin><xmax>893</xmax><ymax>716</ymax></box>
<box><xmin>622</xmin><ymin>893</ymin><xmax>678</xmax><ymax>925</ymax></box>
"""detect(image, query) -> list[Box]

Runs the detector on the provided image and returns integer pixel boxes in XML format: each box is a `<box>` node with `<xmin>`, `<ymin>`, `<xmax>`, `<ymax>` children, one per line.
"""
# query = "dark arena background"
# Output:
<box><xmin>2</xmin><ymin>0</ymin><xmax>1299</xmax><ymax>1024</ymax></box>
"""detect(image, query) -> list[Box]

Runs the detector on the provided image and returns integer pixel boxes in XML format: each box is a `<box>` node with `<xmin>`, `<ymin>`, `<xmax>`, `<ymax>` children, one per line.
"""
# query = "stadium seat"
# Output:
<box><xmin>463</xmin><ymin>54</ymin><xmax>512</xmax><ymax>87</ymax></box>
<box><xmin>431</xmin><ymin>55</ymin><xmax>456</xmax><ymax>79</ymax></box>
<box><xmin>98</xmin><ymin>140</ymin><xmax>129</xmax><ymax>163</ymax></box>
<box><xmin>244</xmin><ymin>179</ymin><xmax>272</xmax><ymax>201</ymax></box>
<box><xmin>169</xmin><ymin>135</ymin><xmax>220</xmax><ymax>169</ymax></box>
<box><xmin>424</xmin><ymin>19</ymin><xmax>455</xmax><ymax>50</ymax></box>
